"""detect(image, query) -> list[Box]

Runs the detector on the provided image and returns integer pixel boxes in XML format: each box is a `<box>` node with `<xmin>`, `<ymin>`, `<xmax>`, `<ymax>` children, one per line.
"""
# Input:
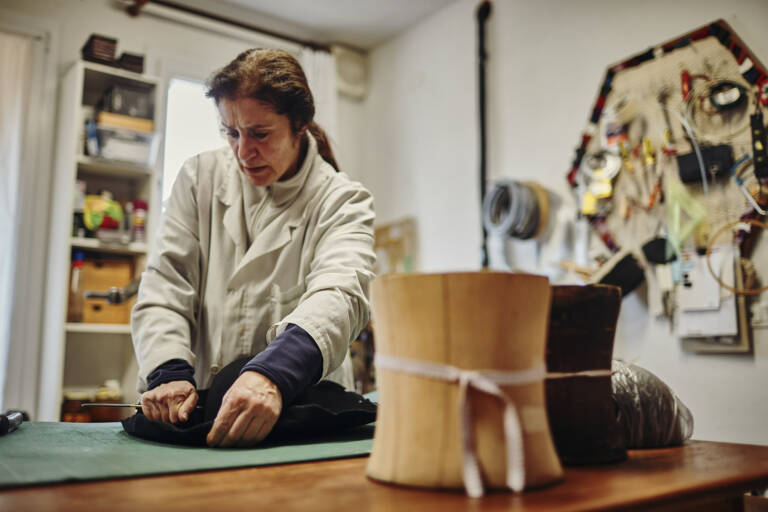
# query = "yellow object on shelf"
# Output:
<box><xmin>83</xmin><ymin>193</ymin><xmax>123</xmax><ymax>230</ymax></box>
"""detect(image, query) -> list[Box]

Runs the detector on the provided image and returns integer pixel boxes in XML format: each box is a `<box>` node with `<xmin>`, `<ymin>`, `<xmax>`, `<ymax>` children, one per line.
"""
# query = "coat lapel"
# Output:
<box><xmin>227</xmin><ymin>205</ymin><xmax>305</xmax><ymax>288</ymax></box>
<box><xmin>216</xmin><ymin>162</ymin><xmax>248</xmax><ymax>263</ymax></box>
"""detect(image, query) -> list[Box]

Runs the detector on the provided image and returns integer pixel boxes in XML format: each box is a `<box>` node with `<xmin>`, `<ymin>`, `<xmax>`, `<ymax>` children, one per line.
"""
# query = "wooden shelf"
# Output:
<box><xmin>77</xmin><ymin>155</ymin><xmax>153</xmax><ymax>178</ymax></box>
<box><xmin>82</xmin><ymin>60</ymin><xmax>159</xmax><ymax>85</ymax></box>
<box><xmin>65</xmin><ymin>323</ymin><xmax>131</xmax><ymax>334</ymax></box>
<box><xmin>71</xmin><ymin>237</ymin><xmax>148</xmax><ymax>255</ymax></box>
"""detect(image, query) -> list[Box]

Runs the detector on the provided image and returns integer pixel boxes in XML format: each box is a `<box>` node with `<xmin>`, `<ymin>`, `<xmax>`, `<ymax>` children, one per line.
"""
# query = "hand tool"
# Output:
<box><xmin>0</xmin><ymin>410</ymin><xmax>25</xmax><ymax>436</ymax></box>
<box><xmin>82</xmin><ymin>403</ymin><xmax>203</xmax><ymax>410</ymax></box>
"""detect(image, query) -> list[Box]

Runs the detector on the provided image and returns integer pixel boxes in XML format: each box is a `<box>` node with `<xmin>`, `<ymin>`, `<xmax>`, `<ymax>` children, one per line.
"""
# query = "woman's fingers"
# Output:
<box><xmin>178</xmin><ymin>390</ymin><xmax>198</xmax><ymax>423</ymax></box>
<box><xmin>207</xmin><ymin>398</ymin><xmax>239</xmax><ymax>446</ymax></box>
<box><xmin>207</xmin><ymin>371</ymin><xmax>282</xmax><ymax>448</ymax></box>
<box><xmin>221</xmin><ymin>410</ymin><xmax>258</xmax><ymax>448</ymax></box>
<box><xmin>141</xmin><ymin>381</ymin><xmax>197</xmax><ymax>424</ymax></box>
<box><xmin>253</xmin><ymin>413</ymin><xmax>278</xmax><ymax>444</ymax></box>
<box><xmin>236</xmin><ymin>415</ymin><xmax>264</xmax><ymax>447</ymax></box>
<box><xmin>142</xmin><ymin>399</ymin><xmax>160</xmax><ymax>421</ymax></box>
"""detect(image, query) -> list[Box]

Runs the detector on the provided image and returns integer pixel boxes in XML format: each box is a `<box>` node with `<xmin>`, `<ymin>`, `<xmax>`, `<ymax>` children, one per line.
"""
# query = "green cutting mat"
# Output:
<box><xmin>0</xmin><ymin>421</ymin><xmax>374</xmax><ymax>488</ymax></box>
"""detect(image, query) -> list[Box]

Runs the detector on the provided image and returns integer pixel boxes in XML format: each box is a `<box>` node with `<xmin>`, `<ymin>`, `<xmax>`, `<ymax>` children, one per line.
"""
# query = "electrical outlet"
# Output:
<box><xmin>751</xmin><ymin>299</ymin><xmax>768</xmax><ymax>328</ymax></box>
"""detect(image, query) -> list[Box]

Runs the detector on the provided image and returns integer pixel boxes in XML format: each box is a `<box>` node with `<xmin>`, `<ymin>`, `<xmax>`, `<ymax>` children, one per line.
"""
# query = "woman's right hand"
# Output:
<box><xmin>141</xmin><ymin>380</ymin><xmax>198</xmax><ymax>423</ymax></box>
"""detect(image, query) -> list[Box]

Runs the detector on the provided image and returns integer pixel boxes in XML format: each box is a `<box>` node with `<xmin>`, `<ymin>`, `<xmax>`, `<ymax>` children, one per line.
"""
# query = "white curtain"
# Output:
<box><xmin>300</xmin><ymin>48</ymin><xmax>339</xmax><ymax>152</ymax></box>
<box><xmin>0</xmin><ymin>26</ymin><xmax>50</xmax><ymax>415</ymax></box>
<box><xmin>0</xmin><ymin>31</ymin><xmax>35</xmax><ymax>412</ymax></box>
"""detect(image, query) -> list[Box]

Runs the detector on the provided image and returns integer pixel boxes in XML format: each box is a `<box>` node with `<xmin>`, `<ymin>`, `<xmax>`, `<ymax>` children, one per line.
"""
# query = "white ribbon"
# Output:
<box><xmin>374</xmin><ymin>353</ymin><xmax>546</xmax><ymax>498</ymax></box>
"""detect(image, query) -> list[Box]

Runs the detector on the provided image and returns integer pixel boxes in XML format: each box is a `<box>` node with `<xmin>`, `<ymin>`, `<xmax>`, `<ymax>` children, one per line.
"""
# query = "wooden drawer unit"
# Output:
<box><xmin>80</xmin><ymin>258</ymin><xmax>134</xmax><ymax>324</ymax></box>
<box><xmin>82</xmin><ymin>297</ymin><xmax>135</xmax><ymax>324</ymax></box>
<box><xmin>80</xmin><ymin>258</ymin><xmax>133</xmax><ymax>291</ymax></box>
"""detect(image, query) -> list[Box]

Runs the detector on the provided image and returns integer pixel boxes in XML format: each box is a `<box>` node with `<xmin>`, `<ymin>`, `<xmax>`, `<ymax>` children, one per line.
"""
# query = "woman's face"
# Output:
<box><xmin>218</xmin><ymin>97</ymin><xmax>305</xmax><ymax>187</ymax></box>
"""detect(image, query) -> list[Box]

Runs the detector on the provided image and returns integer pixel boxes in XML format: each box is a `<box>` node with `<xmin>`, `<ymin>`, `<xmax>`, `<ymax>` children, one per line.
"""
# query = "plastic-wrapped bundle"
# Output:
<box><xmin>612</xmin><ymin>360</ymin><xmax>694</xmax><ymax>448</ymax></box>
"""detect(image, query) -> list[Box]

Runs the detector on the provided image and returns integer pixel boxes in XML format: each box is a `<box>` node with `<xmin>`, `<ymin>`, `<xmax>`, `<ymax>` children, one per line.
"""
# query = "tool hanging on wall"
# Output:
<box><xmin>579</xmin><ymin>150</ymin><xmax>621</xmax><ymax>216</ymax></box>
<box><xmin>729</xmin><ymin>155</ymin><xmax>767</xmax><ymax>214</ymax></box>
<box><xmin>706</xmin><ymin>218</ymin><xmax>768</xmax><ymax>295</ymax></box>
<box><xmin>709</xmin><ymin>81</ymin><xmax>747</xmax><ymax>111</ymax></box>
<box><xmin>476</xmin><ymin>0</ymin><xmax>492</xmax><ymax>269</ymax></box>
<box><xmin>751</xmin><ymin>106</ymin><xmax>768</xmax><ymax>179</ymax></box>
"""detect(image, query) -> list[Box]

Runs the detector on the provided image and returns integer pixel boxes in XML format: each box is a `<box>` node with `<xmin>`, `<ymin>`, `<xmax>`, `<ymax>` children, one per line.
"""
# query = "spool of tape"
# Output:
<box><xmin>483</xmin><ymin>180</ymin><xmax>547</xmax><ymax>240</ymax></box>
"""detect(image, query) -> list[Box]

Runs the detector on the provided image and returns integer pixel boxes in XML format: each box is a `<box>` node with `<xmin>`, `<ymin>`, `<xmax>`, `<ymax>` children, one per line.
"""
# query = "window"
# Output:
<box><xmin>162</xmin><ymin>77</ymin><xmax>225</xmax><ymax>203</ymax></box>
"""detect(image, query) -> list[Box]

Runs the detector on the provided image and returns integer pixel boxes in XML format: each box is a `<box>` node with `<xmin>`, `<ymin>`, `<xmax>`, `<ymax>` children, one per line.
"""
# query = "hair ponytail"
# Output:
<box><xmin>308</xmin><ymin>121</ymin><xmax>340</xmax><ymax>172</ymax></box>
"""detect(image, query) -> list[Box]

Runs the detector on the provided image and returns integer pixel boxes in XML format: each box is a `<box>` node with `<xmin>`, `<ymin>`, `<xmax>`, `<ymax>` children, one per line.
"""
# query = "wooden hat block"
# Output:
<box><xmin>545</xmin><ymin>284</ymin><xmax>627</xmax><ymax>465</ymax></box>
<box><xmin>367</xmin><ymin>272</ymin><xmax>563</xmax><ymax>492</ymax></box>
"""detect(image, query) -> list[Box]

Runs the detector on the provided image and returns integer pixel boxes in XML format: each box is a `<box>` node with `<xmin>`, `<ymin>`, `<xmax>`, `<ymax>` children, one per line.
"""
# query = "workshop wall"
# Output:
<box><xmin>358</xmin><ymin>0</ymin><xmax>768</xmax><ymax>445</ymax></box>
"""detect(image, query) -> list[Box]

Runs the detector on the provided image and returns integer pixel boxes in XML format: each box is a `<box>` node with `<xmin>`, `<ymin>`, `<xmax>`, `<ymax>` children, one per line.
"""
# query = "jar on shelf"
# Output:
<box><xmin>66</xmin><ymin>251</ymin><xmax>85</xmax><ymax>322</ymax></box>
<box><xmin>61</xmin><ymin>390</ymin><xmax>92</xmax><ymax>422</ymax></box>
<box><xmin>132</xmin><ymin>199</ymin><xmax>147</xmax><ymax>242</ymax></box>
<box><xmin>89</xmin><ymin>380</ymin><xmax>124</xmax><ymax>422</ymax></box>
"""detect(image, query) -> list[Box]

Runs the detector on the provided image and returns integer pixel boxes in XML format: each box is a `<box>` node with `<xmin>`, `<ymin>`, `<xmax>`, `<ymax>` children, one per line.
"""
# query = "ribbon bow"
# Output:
<box><xmin>374</xmin><ymin>353</ymin><xmax>546</xmax><ymax>497</ymax></box>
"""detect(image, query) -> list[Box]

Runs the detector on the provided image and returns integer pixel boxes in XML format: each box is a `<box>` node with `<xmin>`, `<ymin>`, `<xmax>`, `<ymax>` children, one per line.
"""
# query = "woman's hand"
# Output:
<box><xmin>206</xmin><ymin>371</ymin><xmax>282</xmax><ymax>448</ymax></box>
<box><xmin>141</xmin><ymin>380</ymin><xmax>198</xmax><ymax>423</ymax></box>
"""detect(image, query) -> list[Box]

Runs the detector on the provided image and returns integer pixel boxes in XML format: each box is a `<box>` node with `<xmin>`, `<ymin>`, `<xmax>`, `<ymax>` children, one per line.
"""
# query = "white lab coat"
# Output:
<box><xmin>131</xmin><ymin>133</ymin><xmax>376</xmax><ymax>391</ymax></box>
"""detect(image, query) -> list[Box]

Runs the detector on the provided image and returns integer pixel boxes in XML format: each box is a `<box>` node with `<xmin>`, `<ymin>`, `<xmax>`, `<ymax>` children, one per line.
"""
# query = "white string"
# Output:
<box><xmin>374</xmin><ymin>353</ymin><xmax>545</xmax><ymax>497</ymax></box>
<box><xmin>374</xmin><ymin>353</ymin><xmax>615</xmax><ymax>497</ymax></box>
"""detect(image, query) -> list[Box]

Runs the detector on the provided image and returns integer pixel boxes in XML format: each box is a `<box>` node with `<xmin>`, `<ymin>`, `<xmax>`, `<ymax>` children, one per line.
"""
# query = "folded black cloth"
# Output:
<box><xmin>122</xmin><ymin>357</ymin><xmax>377</xmax><ymax>447</ymax></box>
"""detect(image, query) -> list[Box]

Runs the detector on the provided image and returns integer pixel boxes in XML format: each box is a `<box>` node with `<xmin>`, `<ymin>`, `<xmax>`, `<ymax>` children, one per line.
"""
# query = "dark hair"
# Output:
<box><xmin>205</xmin><ymin>48</ymin><xmax>339</xmax><ymax>171</ymax></box>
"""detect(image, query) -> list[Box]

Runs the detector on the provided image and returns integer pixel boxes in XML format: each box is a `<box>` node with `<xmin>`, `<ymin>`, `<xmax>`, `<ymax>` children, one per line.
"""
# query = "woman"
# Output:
<box><xmin>131</xmin><ymin>48</ymin><xmax>375</xmax><ymax>448</ymax></box>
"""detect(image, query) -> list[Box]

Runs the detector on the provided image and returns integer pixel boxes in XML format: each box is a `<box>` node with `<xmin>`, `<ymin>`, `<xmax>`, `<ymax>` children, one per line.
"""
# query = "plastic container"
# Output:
<box><xmin>67</xmin><ymin>251</ymin><xmax>85</xmax><ymax>322</ymax></box>
<box><xmin>132</xmin><ymin>199</ymin><xmax>147</xmax><ymax>242</ymax></box>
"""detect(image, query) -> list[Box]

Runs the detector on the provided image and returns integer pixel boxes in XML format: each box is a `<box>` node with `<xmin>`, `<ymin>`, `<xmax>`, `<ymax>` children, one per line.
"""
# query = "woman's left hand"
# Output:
<box><xmin>206</xmin><ymin>371</ymin><xmax>283</xmax><ymax>447</ymax></box>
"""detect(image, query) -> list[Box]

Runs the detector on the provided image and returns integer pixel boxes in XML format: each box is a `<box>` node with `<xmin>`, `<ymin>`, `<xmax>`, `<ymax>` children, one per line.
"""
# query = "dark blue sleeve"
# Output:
<box><xmin>147</xmin><ymin>359</ymin><xmax>196</xmax><ymax>391</ymax></box>
<box><xmin>240</xmin><ymin>323</ymin><xmax>323</xmax><ymax>406</ymax></box>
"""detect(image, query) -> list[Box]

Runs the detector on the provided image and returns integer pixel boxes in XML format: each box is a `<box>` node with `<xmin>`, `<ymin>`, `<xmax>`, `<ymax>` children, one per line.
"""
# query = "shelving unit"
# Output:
<box><xmin>76</xmin><ymin>155</ymin><xmax>153</xmax><ymax>178</ymax></box>
<box><xmin>65</xmin><ymin>323</ymin><xmax>133</xmax><ymax>335</ymax></box>
<box><xmin>70</xmin><ymin>236</ymin><xmax>148</xmax><ymax>255</ymax></box>
<box><xmin>39</xmin><ymin>61</ymin><xmax>162</xmax><ymax>421</ymax></box>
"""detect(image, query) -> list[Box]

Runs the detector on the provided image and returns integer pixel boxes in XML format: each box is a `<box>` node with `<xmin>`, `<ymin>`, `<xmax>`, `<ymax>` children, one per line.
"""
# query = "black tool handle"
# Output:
<box><xmin>0</xmin><ymin>411</ymin><xmax>24</xmax><ymax>436</ymax></box>
<box><xmin>751</xmin><ymin>109</ymin><xmax>768</xmax><ymax>179</ymax></box>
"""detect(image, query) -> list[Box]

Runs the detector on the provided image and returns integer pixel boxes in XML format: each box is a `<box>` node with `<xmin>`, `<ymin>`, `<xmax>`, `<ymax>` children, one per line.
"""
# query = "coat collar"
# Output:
<box><xmin>214</xmin><ymin>132</ymin><xmax>318</xmax><ymax>208</ymax></box>
<box><xmin>215</xmin><ymin>133</ymin><xmax>321</xmax><ymax>287</ymax></box>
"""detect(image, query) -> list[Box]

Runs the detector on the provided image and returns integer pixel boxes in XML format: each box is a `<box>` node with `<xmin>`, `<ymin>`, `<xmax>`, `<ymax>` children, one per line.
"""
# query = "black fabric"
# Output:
<box><xmin>147</xmin><ymin>359</ymin><xmax>196</xmax><ymax>391</ymax></box>
<box><xmin>642</xmin><ymin>237</ymin><xmax>677</xmax><ymax>264</ymax></box>
<box><xmin>122</xmin><ymin>357</ymin><xmax>377</xmax><ymax>447</ymax></box>
<box><xmin>241</xmin><ymin>323</ymin><xmax>323</xmax><ymax>406</ymax></box>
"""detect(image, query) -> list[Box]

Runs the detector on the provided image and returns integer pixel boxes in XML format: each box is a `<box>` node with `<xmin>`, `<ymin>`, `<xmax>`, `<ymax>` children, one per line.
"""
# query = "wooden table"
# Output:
<box><xmin>1</xmin><ymin>440</ymin><xmax>767</xmax><ymax>511</ymax></box>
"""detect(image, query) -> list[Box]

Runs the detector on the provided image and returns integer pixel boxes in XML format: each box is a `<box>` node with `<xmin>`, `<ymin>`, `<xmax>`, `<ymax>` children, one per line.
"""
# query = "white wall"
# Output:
<box><xmin>358</xmin><ymin>0</ymin><xmax>768</xmax><ymax>445</ymax></box>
